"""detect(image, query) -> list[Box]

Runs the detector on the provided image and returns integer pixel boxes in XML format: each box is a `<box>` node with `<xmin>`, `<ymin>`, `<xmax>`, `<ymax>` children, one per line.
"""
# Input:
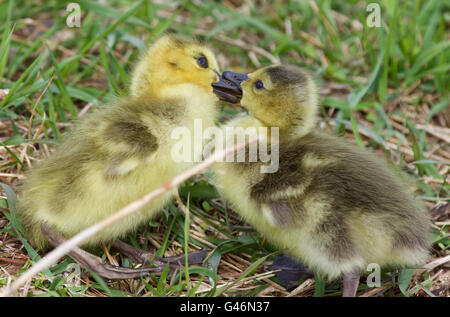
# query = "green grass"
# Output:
<box><xmin>0</xmin><ymin>0</ymin><xmax>448</xmax><ymax>297</ymax></box>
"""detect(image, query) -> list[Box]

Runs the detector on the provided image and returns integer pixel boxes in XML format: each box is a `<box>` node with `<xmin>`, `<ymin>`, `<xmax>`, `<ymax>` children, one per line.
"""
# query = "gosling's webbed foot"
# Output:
<box><xmin>41</xmin><ymin>224</ymin><xmax>170</xmax><ymax>280</ymax></box>
<box><xmin>111</xmin><ymin>239</ymin><xmax>208</xmax><ymax>268</ymax></box>
<box><xmin>269</xmin><ymin>255</ymin><xmax>313</xmax><ymax>291</ymax></box>
<box><xmin>342</xmin><ymin>268</ymin><xmax>360</xmax><ymax>297</ymax></box>
<box><xmin>269</xmin><ymin>255</ymin><xmax>361</xmax><ymax>297</ymax></box>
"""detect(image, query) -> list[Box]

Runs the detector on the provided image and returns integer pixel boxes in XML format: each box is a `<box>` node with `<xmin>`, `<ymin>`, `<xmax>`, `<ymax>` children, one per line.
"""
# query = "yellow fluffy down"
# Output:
<box><xmin>212</xmin><ymin>64</ymin><xmax>430</xmax><ymax>280</ymax></box>
<box><xmin>17</xmin><ymin>35</ymin><xmax>220</xmax><ymax>249</ymax></box>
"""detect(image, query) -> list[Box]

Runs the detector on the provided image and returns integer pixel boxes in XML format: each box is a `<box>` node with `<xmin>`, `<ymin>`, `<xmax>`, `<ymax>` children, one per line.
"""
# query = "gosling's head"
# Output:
<box><xmin>215</xmin><ymin>65</ymin><xmax>318</xmax><ymax>139</ymax></box>
<box><xmin>130</xmin><ymin>34</ymin><xmax>220</xmax><ymax>97</ymax></box>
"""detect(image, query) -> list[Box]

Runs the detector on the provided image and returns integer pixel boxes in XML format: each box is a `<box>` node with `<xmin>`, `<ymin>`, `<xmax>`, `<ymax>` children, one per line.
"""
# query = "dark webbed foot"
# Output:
<box><xmin>270</xmin><ymin>255</ymin><xmax>361</xmax><ymax>297</ymax></box>
<box><xmin>41</xmin><ymin>224</ymin><xmax>207</xmax><ymax>280</ymax></box>
<box><xmin>342</xmin><ymin>268</ymin><xmax>360</xmax><ymax>297</ymax></box>
<box><xmin>269</xmin><ymin>255</ymin><xmax>313</xmax><ymax>291</ymax></box>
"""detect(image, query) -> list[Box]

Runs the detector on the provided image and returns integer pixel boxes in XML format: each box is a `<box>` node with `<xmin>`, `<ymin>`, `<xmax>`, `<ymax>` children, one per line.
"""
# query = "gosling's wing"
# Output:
<box><xmin>80</xmin><ymin>100</ymin><xmax>166</xmax><ymax>177</ymax></box>
<box><xmin>250</xmin><ymin>131</ymin><xmax>412</xmax><ymax>215</ymax></box>
<box><xmin>96</xmin><ymin>118</ymin><xmax>159</xmax><ymax>177</ymax></box>
<box><xmin>22</xmin><ymin>100</ymin><xmax>162</xmax><ymax>200</ymax></box>
<box><xmin>247</xmin><ymin>137</ymin><xmax>365</xmax><ymax>261</ymax></box>
<box><xmin>248</xmin><ymin>139</ymin><xmax>310</xmax><ymax>228</ymax></box>
<box><xmin>92</xmin><ymin>97</ymin><xmax>187</xmax><ymax>176</ymax></box>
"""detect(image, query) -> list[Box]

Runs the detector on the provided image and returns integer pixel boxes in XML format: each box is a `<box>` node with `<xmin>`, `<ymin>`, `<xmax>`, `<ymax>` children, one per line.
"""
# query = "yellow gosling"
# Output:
<box><xmin>212</xmin><ymin>64</ymin><xmax>431</xmax><ymax>296</ymax></box>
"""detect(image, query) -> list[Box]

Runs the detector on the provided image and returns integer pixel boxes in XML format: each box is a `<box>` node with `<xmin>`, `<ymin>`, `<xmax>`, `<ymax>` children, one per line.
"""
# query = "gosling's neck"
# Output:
<box><xmin>259</xmin><ymin>116</ymin><xmax>316</xmax><ymax>143</ymax></box>
<box><xmin>282</xmin><ymin>98</ymin><xmax>318</xmax><ymax>140</ymax></box>
<box><xmin>286</xmin><ymin>78</ymin><xmax>319</xmax><ymax>140</ymax></box>
<box><xmin>287</xmin><ymin>116</ymin><xmax>317</xmax><ymax>140</ymax></box>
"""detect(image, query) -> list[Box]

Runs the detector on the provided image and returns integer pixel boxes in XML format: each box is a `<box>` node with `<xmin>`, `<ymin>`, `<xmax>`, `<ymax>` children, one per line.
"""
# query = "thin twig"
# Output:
<box><xmin>424</xmin><ymin>254</ymin><xmax>450</xmax><ymax>271</ymax></box>
<box><xmin>27</xmin><ymin>75</ymin><xmax>54</xmax><ymax>140</ymax></box>
<box><xmin>286</xmin><ymin>278</ymin><xmax>315</xmax><ymax>297</ymax></box>
<box><xmin>359</xmin><ymin>284</ymin><xmax>392</xmax><ymax>297</ymax></box>
<box><xmin>0</xmin><ymin>173</ymin><xmax>26</xmax><ymax>179</ymax></box>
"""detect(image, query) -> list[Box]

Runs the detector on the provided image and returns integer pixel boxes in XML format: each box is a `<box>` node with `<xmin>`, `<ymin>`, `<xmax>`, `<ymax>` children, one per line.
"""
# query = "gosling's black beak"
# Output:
<box><xmin>212</xmin><ymin>71</ymin><xmax>249</xmax><ymax>104</ymax></box>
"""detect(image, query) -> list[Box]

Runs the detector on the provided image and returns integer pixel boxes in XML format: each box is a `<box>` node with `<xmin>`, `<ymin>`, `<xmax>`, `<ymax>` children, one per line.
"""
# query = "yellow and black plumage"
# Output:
<box><xmin>212</xmin><ymin>64</ymin><xmax>430</xmax><ymax>296</ymax></box>
<box><xmin>17</xmin><ymin>34</ymin><xmax>220</xmax><ymax>252</ymax></box>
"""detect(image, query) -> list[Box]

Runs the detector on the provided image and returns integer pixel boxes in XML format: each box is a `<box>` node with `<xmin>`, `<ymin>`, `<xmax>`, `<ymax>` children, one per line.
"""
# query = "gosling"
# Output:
<box><xmin>17</xmin><ymin>34</ymin><xmax>221</xmax><ymax>279</ymax></box>
<box><xmin>211</xmin><ymin>65</ymin><xmax>431</xmax><ymax>296</ymax></box>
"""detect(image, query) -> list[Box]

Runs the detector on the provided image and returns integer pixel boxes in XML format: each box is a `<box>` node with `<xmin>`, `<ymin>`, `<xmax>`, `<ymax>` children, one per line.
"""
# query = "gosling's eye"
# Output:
<box><xmin>197</xmin><ymin>56</ymin><xmax>208</xmax><ymax>68</ymax></box>
<box><xmin>255</xmin><ymin>80</ymin><xmax>264</xmax><ymax>90</ymax></box>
